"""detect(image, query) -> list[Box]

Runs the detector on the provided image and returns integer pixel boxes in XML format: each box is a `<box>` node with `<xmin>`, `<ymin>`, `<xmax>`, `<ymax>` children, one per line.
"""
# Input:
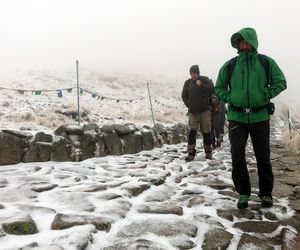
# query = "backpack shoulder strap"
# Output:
<box><xmin>258</xmin><ymin>54</ymin><xmax>271</xmax><ymax>85</ymax></box>
<box><xmin>227</xmin><ymin>57</ymin><xmax>237</xmax><ymax>89</ymax></box>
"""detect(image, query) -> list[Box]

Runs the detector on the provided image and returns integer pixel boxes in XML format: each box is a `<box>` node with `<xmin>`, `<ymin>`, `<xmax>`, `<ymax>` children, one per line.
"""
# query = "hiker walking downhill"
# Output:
<box><xmin>215</xmin><ymin>27</ymin><xmax>287</xmax><ymax>209</ymax></box>
<box><xmin>182</xmin><ymin>65</ymin><xmax>214</xmax><ymax>161</ymax></box>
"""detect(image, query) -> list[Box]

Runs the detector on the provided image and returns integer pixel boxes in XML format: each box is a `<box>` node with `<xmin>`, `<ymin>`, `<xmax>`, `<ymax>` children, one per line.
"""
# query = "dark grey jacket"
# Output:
<box><xmin>182</xmin><ymin>76</ymin><xmax>214</xmax><ymax>113</ymax></box>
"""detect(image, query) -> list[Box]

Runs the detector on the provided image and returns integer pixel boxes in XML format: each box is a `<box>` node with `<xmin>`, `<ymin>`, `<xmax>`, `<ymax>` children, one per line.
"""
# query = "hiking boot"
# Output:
<box><xmin>220</xmin><ymin>134</ymin><xmax>224</xmax><ymax>142</ymax></box>
<box><xmin>237</xmin><ymin>195</ymin><xmax>250</xmax><ymax>209</ymax></box>
<box><xmin>185</xmin><ymin>149</ymin><xmax>196</xmax><ymax>162</ymax></box>
<box><xmin>204</xmin><ymin>145</ymin><xmax>212</xmax><ymax>160</ymax></box>
<box><xmin>261</xmin><ymin>196</ymin><xmax>273</xmax><ymax>208</ymax></box>
<box><xmin>205</xmin><ymin>153</ymin><xmax>212</xmax><ymax>160</ymax></box>
<box><xmin>216</xmin><ymin>139</ymin><xmax>221</xmax><ymax>148</ymax></box>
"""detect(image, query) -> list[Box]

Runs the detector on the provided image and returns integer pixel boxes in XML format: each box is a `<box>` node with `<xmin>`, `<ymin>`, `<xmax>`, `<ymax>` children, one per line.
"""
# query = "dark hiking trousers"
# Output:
<box><xmin>220</xmin><ymin>107</ymin><xmax>226</xmax><ymax>135</ymax></box>
<box><xmin>211</xmin><ymin>112</ymin><xmax>221</xmax><ymax>145</ymax></box>
<box><xmin>228</xmin><ymin>120</ymin><xmax>273</xmax><ymax>197</ymax></box>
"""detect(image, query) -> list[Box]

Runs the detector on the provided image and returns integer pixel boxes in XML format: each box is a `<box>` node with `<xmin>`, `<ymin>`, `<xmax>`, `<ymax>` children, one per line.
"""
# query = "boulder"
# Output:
<box><xmin>187</xmin><ymin>196</ymin><xmax>207</xmax><ymax>208</ymax></box>
<box><xmin>237</xmin><ymin>233</ymin><xmax>274</xmax><ymax>250</ymax></box>
<box><xmin>145</xmin><ymin>186</ymin><xmax>176</xmax><ymax>202</ymax></box>
<box><xmin>121</xmin><ymin>133</ymin><xmax>143</xmax><ymax>154</ymax></box>
<box><xmin>174</xmin><ymin>122</ymin><xmax>189</xmax><ymax>135</ymax></box>
<box><xmin>23</xmin><ymin>142</ymin><xmax>53</xmax><ymax>162</ymax></box>
<box><xmin>218</xmin><ymin>190</ymin><xmax>239</xmax><ymax>199</ymax></box>
<box><xmin>95</xmin><ymin>133</ymin><xmax>106</xmax><ymax>157</ymax></box>
<box><xmin>101</xmin><ymin>125</ymin><xmax>114</xmax><ymax>133</ymax></box>
<box><xmin>169</xmin><ymin>127</ymin><xmax>181</xmax><ymax>144</ymax></box>
<box><xmin>140</xmin><ymin>175</ymin><xmax>165</xmax><ymax>186</ymax></box>
<box><xmin>52</xmin><ymin>225</ymin><xmax>96</xmax><ymax>250</ymax></box>
<box><xmin>2</xmin><ymin>216</ymin><xmax>38</xmax><ymax>235</ymax></box>
<box><xmin>0</xmin><ymin>131</ymin><xmax>27</xmax><ymax>165</ymax></box>
<box><xmin>171</xmin><ymin>235</ymin><xmax>196</xmax><ymax>250</ymax></box>
<box><xmin>55</xmin><ymin>124</ymin><xmax>84</xmax><ymax>136</ymax></box>
<box><xmin>137</xmin><ymin>203</ymin><xmax>183</xmax><ymax>215</ymax></box>
<box><xmin>260</xmin><ymin>211</ymin><xmax>279</xmax><ymax>221</ymax></box>
<box><xmin>103</xmin><ymin>132</ymin><xmax>123</xmax><ymax>155</ymax></box>
<box><xmin>273</xmin><ymin>182</ymin><xmax>295</xmax><ymax>198</ymax></box>
<box><xmin>79</xmin><ymin>131</ymin><xmax>96</xmax><ymax>160</ymax></box>
<box><xmin>142</xmin><ymin>130</ymin><xmax>155</xmax><ymax>150</ymax></box>
<box><xmin>31</xmin><ymin>183</ymin><xmax>58</xmax><ymax>192</ymax></box>
<box><xmin>34</xmin><ymin>132</ymin><xmax>53</xmax><ymax>143</ymax></box>
<box><xmin>203</xmin><ymin>181</ymin><xmax>233</xmax><ymax>190</ymax></box>
<box><xmin>83</xmin><ymin>184</ymin><xmax>107</xmax><ymax>192</ymax></box>
<box><xmin>83</xmin><ymin>122</ymin><xmax>100</xmax><ymax>133</ymax></box>
<box><xmin>112</xmin><ymin>124</ymin><xmax>133</xmax><ymax>135</ymax></box>
<box><xmin>152</xmin><ymin>130</ymin><xmax>164</xmax><ymax>148</ymax></box>
<box><xmin>51</xmin><ymin>137</ymin><xmax>72</xmax><ymax>161</ymax></box>
<box><xmin>102</xmin><ymin>239</ymin><xmax>166</xmax><ymax>250</ymax></box>
<box><xmin>117</xmin><ymin>219</ymin><xmax>198</xmax><ymax>238</ymax></box>
<box><xmin>125</xmin><ymin>183</ymin><xmax>151</xmax><ymax>197</ymax></box>
<box><xmin>233</xmin><ymin>221</ymin><xmax>280</xmax><ymax>233</ymax></box>
<box><xmin>153</xmin><ymin>123</ymin><xmax>169</xmax><ymax>143</ymax></box>
<box><xmin>217</xmin><ymin>209</ymin><xmax>255</xmax><ymax>221</ymax></box>
<box><xmin>97</xmin><ymin>193</ymin><xmax>122</xmax><ymax>200</ymax></box>
<box><xmin>51</xmin><ymin>213</ymin><xmax>112</xmax><ymax>231</ymax></box>
<box><xmin>289</xmin><ymin>198</ymin><xmax>300</xmax><ymax>212</ymax></box>
<box><xmin>202</xmin><ymin>228</ymin><xmax>233</xmax><ymax>250</ymax></box>
<box><xmin>280</xmin><ymin>227</ymin><xmax>299</xmax><ymax>250</ymax></box>
<box><xmin>152</xmin><ymin>123</ymin><xmax>168</xmax><ymax>135</ymax></box>
<box><xmin>182</xmin><ymin>189</ymin><xmax>203</xmax><ymax>195</ymax></box>
<box><xmin>2</xmin><ymin>129</ymin><xmax>33</xmax><ymax>139</ymax></box>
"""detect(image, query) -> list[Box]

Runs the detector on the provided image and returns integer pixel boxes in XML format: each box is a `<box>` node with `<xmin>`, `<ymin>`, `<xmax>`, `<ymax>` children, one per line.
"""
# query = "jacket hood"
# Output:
<box><xmin>231</xmin><ymin>27</ymin><xmax>258</xmax><ymax>51</ymax></box>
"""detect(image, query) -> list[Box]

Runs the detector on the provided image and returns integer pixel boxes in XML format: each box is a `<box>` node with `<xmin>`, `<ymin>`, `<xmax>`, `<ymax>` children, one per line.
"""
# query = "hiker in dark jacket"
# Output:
<box><xmin>182</xmin><ymin>65</ymin><xmax>214</xmax><ymax>160</ymax></box>
<box><xmin>215</xmin><ymin>27</ymin><xmax>287</xmax><ymax>209</ymax></box>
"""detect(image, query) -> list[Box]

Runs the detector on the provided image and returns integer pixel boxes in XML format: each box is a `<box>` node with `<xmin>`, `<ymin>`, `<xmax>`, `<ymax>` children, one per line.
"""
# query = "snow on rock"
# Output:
<box><xmin>0</xmin><ymin>127</ymin><xmax>299</xmax><ymax>249</ymax></box>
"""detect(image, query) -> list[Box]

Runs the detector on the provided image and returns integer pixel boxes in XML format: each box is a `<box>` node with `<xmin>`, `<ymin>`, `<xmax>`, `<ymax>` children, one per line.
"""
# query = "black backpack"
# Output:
<box><xmin>227</xmin><ymin>54</ymin><xmax>270</xmax><ymax>88</ymax></box>
<box><xmin>226</xmin><ymin>54</ymin><xmax>275</xmax><ymax>115</ymax></box>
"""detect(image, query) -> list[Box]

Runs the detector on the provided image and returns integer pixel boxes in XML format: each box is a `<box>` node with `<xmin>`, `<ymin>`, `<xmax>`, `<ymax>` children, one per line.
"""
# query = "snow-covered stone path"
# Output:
<box><xmin>0</xmin><ymin>132</ymin><xmax>299</xmax><ymax>249</ymax></box>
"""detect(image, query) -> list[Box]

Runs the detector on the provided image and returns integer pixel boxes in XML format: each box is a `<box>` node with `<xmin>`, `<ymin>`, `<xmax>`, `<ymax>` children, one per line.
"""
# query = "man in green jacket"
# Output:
<box><xmin>215</xmin><ymin>27</ymin><xmax>287</xmax><ymax>209</ymax></box>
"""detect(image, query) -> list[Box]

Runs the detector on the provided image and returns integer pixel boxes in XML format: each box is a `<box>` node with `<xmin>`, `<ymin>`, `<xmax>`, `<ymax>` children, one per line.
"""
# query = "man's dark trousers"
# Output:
<box><xmin>228</xmin><ymin>120</ymin><xmax>273</xmax><ymax>197</ymax></box>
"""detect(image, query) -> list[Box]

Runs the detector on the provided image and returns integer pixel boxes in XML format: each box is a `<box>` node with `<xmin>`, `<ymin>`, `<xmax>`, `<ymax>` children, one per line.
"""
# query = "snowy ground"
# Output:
<box><xmin>0</xmin><ymin>70</ymin><xmax>299</xmax><ymax>249</ymax></box>
<box><xmin>0</xmin><ymin>129</ymin><xmax>297</xmax><ymax>250</ymax></box>
<box><xmin>0</xmin><ymin>70</ymin><xmax>186</xmax><ymax>131</ymax></box>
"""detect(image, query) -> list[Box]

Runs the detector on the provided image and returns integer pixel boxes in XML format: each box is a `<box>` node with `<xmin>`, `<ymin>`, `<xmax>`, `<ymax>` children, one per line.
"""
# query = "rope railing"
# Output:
<box><xmin>0</xmin><ymin>62</ymin><xmax>184</xmax><ymax>125</ymax></box>
<box><xmin>0</xmin><ymin>82</ymin><xmax>183</xmax><ymax>126</ymax></box>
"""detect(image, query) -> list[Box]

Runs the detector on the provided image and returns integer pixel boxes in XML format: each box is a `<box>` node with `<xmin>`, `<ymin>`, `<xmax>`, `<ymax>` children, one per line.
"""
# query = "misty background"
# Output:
<box><xmin>0</xmin><ymin>0</ymin><xmax>298</xmax><ymax>106</ymax></box>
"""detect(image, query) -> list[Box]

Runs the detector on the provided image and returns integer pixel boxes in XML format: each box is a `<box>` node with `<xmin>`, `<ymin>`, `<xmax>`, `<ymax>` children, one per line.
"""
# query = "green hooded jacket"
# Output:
<box><xmin>215</xmin><ymin>27</ymin><xmax>287</xmax><ymax>124</ymax></box>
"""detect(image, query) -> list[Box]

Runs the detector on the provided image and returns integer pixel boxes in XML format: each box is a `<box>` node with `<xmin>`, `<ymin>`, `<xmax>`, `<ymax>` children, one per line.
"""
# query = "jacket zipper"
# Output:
<box><xmin>246</xmin><ymin>53</ymin><xmax>250</xmax><ymax>123</ymax></box>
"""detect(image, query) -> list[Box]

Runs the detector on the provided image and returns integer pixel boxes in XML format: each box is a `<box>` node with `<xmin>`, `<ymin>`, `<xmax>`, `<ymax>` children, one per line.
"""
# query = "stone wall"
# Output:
<box><xmin>0</xmin><ymin>123</ymin><xmax>189</xmax><ymax>165</ymax></box>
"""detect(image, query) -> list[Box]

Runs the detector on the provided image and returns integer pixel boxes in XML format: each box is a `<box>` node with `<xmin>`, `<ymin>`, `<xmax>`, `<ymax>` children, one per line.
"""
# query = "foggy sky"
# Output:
<box><xmin>0</xmin><ymin>0</ymin><xmax>299</xmax><ymax>103</ymax></box>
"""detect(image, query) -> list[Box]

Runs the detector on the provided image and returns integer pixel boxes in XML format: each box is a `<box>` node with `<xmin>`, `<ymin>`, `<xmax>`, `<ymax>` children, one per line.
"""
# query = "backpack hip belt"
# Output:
<box><xmin>230</xmin><ymin>104</ymin><xmax>268</xmax><ymax>113</ymax></box>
